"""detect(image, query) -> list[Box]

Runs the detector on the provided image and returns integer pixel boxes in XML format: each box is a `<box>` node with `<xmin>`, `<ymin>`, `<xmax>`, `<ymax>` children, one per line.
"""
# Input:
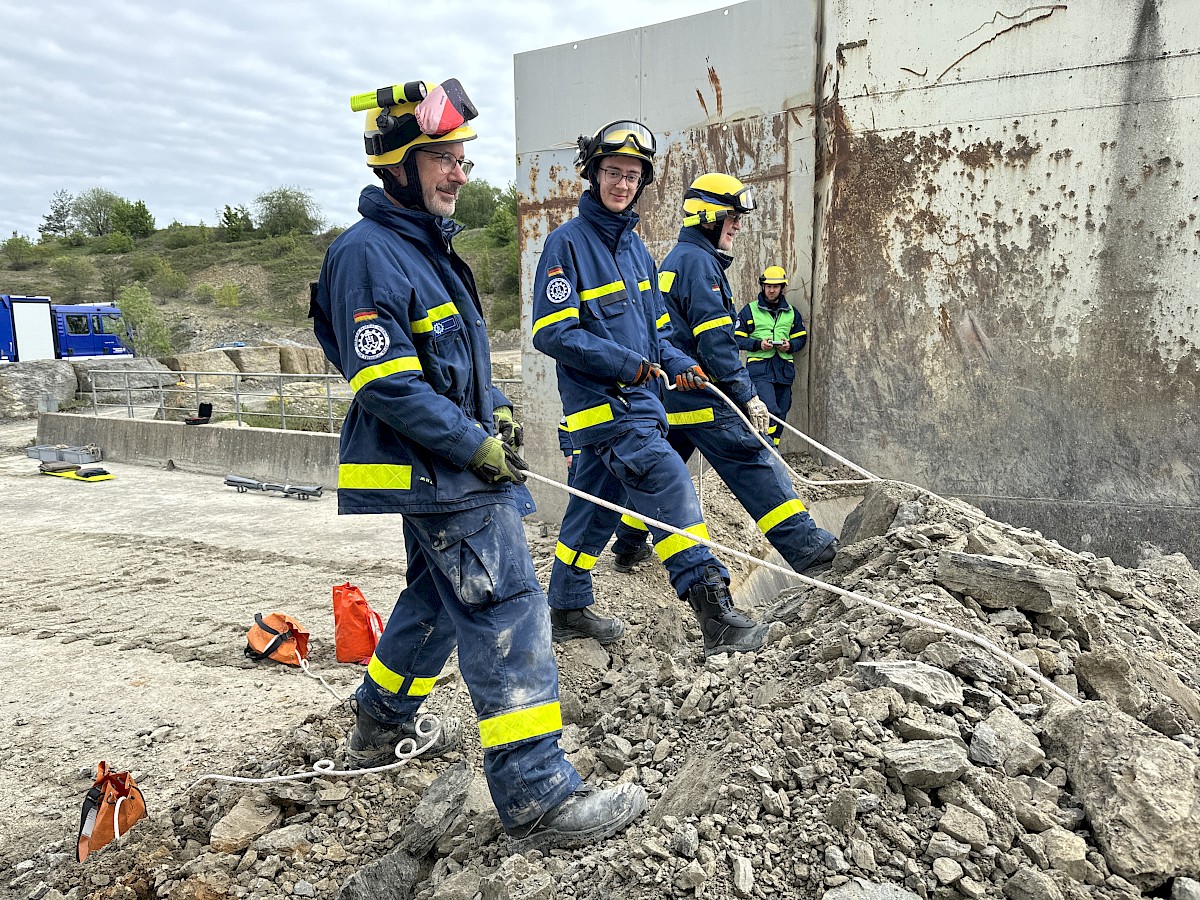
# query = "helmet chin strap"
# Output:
<box><xmin>380</xmin><ymin>155</ymin><xmax>428</xmax><ymax>213</ymax></box>
<box><xmin>701</xmin><ymin>221</ymin><xmax>724</xmax><ymax>249</ymax></box>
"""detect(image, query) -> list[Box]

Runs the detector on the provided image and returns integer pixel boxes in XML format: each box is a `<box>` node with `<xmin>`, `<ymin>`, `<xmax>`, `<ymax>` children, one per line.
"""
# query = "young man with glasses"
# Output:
<box><xmin>311</xmin><ymin>82</ymin><xmax>645</xmax><ymax>852</ymax></box>
<box><xmin>531</xmin><ymin>121</ymin><xmax>771</xmax><ymax>659</ymax></box>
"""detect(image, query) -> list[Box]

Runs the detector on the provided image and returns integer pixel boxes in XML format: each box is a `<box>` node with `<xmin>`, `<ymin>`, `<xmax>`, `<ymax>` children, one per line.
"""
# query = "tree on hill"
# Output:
<box><xmin>455</xmin><ymin>180</ymin><xmax>501</xmax><ymax>229</ymax></box>
<box><xmin>111</xmin><ymin>199</ymin><xmax>155</xmax><ymax>238</ymax></box>
<box><xmin>118</xmin><ymin>284</ymin><xmax>173</xmax><ymax>357</ymax></box>
<box><xmin>255</xmin><ymin>187</ymin><xmax>323</xmax><ymax>236</ymax></box>
<box><xmin>39</xmin><ymin>190</ymin><xmax>75</xmax><ymax>240</ymax></box>
<box><xmin>220</xmin><ymin>204</ymin><xmax>253</xmax><ymax>242</ymax></box>
<box><xmin>72</xmin><ymin>188</ymin><xmax>122</xmax><ymax>236</ymax></box>
<box><xmin>2</xmin><ymin>233</ymin><xmax>37</xmax><ymax>270</ymax></box>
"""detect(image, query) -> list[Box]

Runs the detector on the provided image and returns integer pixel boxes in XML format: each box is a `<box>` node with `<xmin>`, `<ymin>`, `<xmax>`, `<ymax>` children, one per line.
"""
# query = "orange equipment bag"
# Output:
<box><xmin>77</xmin><ymin>761</ymin><xmax>147</xmax><ymax>862</ymax></box>
<box><xmin>332</xmin><ymin>582</ymin><xmax>384</xmax><ymax>664</ymax></box>
<box><xmin>244</xmin><ymin>612</ymin><xmax>310</xmax><ymax>666</ymax></box>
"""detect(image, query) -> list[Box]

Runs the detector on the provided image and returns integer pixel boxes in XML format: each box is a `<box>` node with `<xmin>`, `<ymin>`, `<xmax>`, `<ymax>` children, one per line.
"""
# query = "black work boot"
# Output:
<box><xmin>347</xmin><ymin>701</ymin><xmax>462</xmax><ymax>769</ymax></box>
<box><xmin>799</xmin><ymin>539</ymin><xmax>839</xmax><ymax>577</ymax></box>
<box><xmin>551</xmin><ymin>607</ymin><xmax>626</xmax><ymax>645</ymax></box>
<box><xmin>612</xmin><ymin>542</ymin><xmax>654</xmax><ymax>573</ymax></box>
<box><xmin>506</xmin><ymin>783</ymin><xmax>647</xmax><ymax>853</ymax></box>
<box><xmin>685</xmin><ymin>569</ymin><xmax>769</xmax><ymax>658</ymax></box>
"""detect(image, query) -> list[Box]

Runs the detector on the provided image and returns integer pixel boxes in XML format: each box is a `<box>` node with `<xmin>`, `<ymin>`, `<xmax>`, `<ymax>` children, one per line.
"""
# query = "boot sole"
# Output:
<box><xmin>507</xmin><ymin>789</ymin><xmax>647</xmax><ymax>854</ymax></box>
<box><xmin>552</xmin><ymin>623</ymin><xmax>626</xmax><ymax>645</ymax></box>
<box><xmin>704</xmin><ymin>625</ymin><xmax>769</xmax><ymax>658</ymax></box>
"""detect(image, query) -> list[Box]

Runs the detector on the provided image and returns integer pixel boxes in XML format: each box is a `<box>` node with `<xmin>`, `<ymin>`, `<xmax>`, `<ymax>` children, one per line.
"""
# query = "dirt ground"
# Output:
<box><xmin>0</xmin><ymin>422</ymin><xmax>407</xmax><ymax>866</ymax></box>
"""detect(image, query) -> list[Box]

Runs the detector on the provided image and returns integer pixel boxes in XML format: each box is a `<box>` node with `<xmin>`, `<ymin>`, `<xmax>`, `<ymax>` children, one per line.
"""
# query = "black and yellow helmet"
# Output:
<box><xmin>759</xmin><ymin>266</ymin><xmax>788</xmax><ymax>285</ymax></box>
<box><xmin>682</xmin><ymin>173</ymin><xmax>756</xmax><ymax>227</ymax></box>
<box><xmin>575</xmin><ymin>120</ymin><xmax>656</xmax><ymax>184</ymax></box>
<box><xmin>353</xmin><ymin>80</ymin><xmax>478</xmax><ymax>168</ymax></box>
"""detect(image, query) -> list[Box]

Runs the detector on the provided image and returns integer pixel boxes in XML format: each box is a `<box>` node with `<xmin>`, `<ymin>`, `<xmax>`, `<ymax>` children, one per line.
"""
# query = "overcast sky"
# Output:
<box><xmin>1</xmin><ymin>1</ymin><xmax>734</xmax><ymax>240</ymax></box>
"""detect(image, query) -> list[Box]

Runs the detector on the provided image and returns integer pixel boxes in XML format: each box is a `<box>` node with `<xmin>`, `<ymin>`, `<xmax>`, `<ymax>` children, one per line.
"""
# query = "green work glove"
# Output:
<box><xmin>493</xmin><ymin>406</ymin><xmax>524</xmax><ymax>448</ymax></box>
<box><xmin>468</xmin><ymin>436</ymin><xmax>528</xmax><ymax>484</ymax></box>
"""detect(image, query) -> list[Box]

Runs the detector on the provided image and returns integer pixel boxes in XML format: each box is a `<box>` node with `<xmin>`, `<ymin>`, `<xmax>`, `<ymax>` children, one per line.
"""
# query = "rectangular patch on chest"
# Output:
<box><xmin>432</xmin><ymin>316</ymin><xmax>461</xmax><ymax>336</ymax></box>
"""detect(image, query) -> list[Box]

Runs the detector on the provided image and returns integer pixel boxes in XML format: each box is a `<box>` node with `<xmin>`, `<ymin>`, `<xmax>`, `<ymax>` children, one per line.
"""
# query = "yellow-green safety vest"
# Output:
<box><xmin>746</xmin><ymin>302</ymin><xmax>796</xmax><ymax>362</ymax></box>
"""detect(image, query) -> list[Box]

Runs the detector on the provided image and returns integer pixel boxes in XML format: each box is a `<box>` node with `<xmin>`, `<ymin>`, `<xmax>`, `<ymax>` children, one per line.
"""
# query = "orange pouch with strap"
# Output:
<box><xmin>332</xmin><ymin>582</ymin><xmax>384</xmax><ymax>664</ymax></box>
<box><xmin>77</xmin><ymin>761</ymin><xmax>147</xmax><ymax>862</ymax></box>
<box><xmin>244</xmin><ymin>612</ymin><xmax>310</xmax><ymax>666</ymax></box>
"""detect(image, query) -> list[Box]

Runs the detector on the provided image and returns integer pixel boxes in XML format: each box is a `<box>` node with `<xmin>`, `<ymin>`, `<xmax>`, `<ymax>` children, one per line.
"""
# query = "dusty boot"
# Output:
<box><xmin>800</xmin><ymin>539</ymin><xmax>839</xmax><ymax>577</ymax></box>
<box><xmin>612</xmin><ymin>542</ymin><xmax>653</xmax><ymax>573</ymax></box>
<box><xmin>506</xmin><ymin>783</ymin><xmax>647</xmax><ymax>853</ymax></box>
<box><xmin>551</xmin><ymin>607</ymin><xmax>626</xmax><ymax>644</ymax></box>
<box><xmin>685</xmin><ymin>569</ymin><xmax>769</xmax><ymax>658</ymax></box>
<box><xmin>347</xmin><ymin>701</ymin><xmax>462</xmax><ymax>769</ymax></box>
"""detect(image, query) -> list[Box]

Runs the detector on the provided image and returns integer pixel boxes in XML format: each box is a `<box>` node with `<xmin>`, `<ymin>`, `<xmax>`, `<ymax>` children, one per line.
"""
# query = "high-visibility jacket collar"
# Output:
<box><xmin>676</xmin><ymin>225</ymin><xmax>733</xmax><ymax>271</ymax></box>
<box><xmin>578</xmin><ymin>189</ymin><xmax>639</xmax><ymax>254</ymax></box>
<box><xmin>358</xmin><ymin>185</ymin><xmax>464</xmax><ymax>251</ymax></box>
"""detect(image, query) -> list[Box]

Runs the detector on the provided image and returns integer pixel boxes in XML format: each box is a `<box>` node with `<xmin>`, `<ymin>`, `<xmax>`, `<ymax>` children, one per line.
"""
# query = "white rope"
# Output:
<box><xmin>298</xmin><ymin>657</ymin><xmax>349</xmax><ymax>703</ymax></box>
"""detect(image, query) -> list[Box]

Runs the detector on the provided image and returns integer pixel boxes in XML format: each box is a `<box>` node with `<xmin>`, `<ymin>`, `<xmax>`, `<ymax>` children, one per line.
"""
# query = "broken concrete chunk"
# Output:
<box><xmin>823</xmin><ymin>877</ymin><xmax>924</xmax><ymax>900</ymax></box>
<box><xmin>965</xmin><ymin>523</ymin><xmax>1031</xmax><ymax>560</ymax></box>
<box><xmin>938</xmin><ymin>803</ymin><xmax>990</xmax><ymax>851</ymax></box>
<box><xmin>1002</xmin><ymin>867</ymin><xmax>1064</xmax><ymax>900</ymax></box>
<box><xmin>883</xmin><ymin>739</ymin><xmax>970</xmax><ymax>789</ymax></box>
<box><xmin>984</xmin><ymin>708</ymin><xmax>1046</xmax><ymax>777</ymax></box>
<box><xmin>396</xmin><ymin>759</ymin><xmax>472</xmax><ymax>858</ymax></box>
<box><xmin>480</xmin><ymin>853</ymin><xmax>554</xmax><ymax>900</ymax></box>
<box><xmin>936</xmin><ymin>551</ymin><xmax>1077</xmax><ymax>613</ymax></box>
<box><xmin>839</xmin><ymin>482</ymin><xmax>920</xmax><ymax>545</ymax></box>
<box><xmin>209</xmin><ymin>794</ymin><xmax>282</xmax><ymax>854</ymax></box>
<box><xmin>856</xmin><ymin>660</ymin><xmax>964</xmax><ymax>709</ymax></box>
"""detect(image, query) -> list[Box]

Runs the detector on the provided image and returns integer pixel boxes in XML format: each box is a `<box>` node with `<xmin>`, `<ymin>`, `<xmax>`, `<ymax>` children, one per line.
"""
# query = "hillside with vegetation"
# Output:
<box><xmin>1</xmin><ymin>183</ymin><xmax>520</xmax><ymax>357</ymax></box>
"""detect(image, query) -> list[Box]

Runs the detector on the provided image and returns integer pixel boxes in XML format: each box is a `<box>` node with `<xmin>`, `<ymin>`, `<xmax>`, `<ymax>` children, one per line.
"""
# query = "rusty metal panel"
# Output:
<box><xmin>814</xmin><ymin>0</ymin><xmax>1200</xmax><ymax>563</ymax></box>
<box><xmin>515</xmin><ymin>0</ymin><xmax>820</xmax><ymax>521</ymax></box>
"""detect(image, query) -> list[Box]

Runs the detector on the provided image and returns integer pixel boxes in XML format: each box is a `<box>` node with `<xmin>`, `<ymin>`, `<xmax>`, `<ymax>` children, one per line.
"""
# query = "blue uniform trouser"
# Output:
<box><xmin>749</xmin><ymin>370</ymin><xmax>793</xmax><ymax>446</ymax></box>
<box><xmin>668</xmin><ymin>421</ymin><xmax>837</xmax><ymax>573</ymax></box>
<box><xmin>356</xmin><ymin>502</ymin><xmax>581</xmax><ymax>830</ymax></box>
<box><xmin>549</xmin><ymin>419</ymin><xmax>728</xmax><ymax>609</ymax></box>
<box><xmin>565</xmin><ymin>452</ymin><xmax>648</xmax><ymax>559</ymax></box>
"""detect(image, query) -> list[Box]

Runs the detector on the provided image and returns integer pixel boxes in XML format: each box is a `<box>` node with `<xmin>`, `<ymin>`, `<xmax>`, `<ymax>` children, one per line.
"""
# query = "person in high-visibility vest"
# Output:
<box><xmin>734</xmin><ymin>267</ymin><xmax>808</xmax><ymax>447</ymax></box>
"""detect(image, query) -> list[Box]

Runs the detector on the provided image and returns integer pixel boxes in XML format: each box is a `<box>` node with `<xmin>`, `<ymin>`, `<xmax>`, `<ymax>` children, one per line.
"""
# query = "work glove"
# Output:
<box><xmin>674</xmin><ymin>366</ymin><xmax>709</xmax><ymax>391</ymax></box>
<box><xmin>628</xmin><ymin>358</ymin><xmax>662</xmax><ymax>387</ymax></box>
<box><xmin>760</xmin><ymin>339</ymin><xmax>773</xmax><ymax>351</ymax></box>
<box><xmin>493</xmin><ymin>406</ymin><xmax>524</xmax><ymax>449</ymax></box>
<box><xmin>746</xmin><ymin>396</ymin><xmax>771</xmax><ymax>434</ymax></box>
<box><xmin>468</xmin><ymin>437</ymin><xmax>529</xmax><ymax>485</ymax></box>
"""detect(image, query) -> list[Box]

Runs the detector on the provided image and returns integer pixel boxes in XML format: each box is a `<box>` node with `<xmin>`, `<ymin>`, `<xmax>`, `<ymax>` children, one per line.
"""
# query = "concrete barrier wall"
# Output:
<box><xmin>36</xmin><ymin>413</ymin><xmax>340</xmax><ymax>487</ymax></box>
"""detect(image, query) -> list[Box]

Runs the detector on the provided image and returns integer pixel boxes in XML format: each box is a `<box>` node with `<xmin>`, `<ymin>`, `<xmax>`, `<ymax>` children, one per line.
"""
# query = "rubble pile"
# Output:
<box><xmin>25</xmin><ymin>478</ymin><xmax>1200</xmax><ymax>900</ymax></box>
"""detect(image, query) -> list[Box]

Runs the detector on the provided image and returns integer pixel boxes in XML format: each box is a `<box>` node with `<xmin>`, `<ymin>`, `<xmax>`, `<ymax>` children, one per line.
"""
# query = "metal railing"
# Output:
<box><xmin>85</xmin><ymin>368</ymin><xmax>523</xmax><ymax>434</ymax></box>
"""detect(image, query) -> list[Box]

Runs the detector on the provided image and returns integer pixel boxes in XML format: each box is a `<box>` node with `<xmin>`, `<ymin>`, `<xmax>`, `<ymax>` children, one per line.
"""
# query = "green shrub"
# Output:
<box><xmin>2</xmin><ymin>234</ymin><xmax>37</xmax><ymax>270</ymax></box>
<box><xmin>151</xmin><ymin>269</ymin><xmax>189</xmax><ymax>298</ymax></box>
<box><xmin>63</xmin><ymin>230</ymin><xmax>88</xmax><ymax>248</ymax></box>
<box><xmin>95</xmin><ymin>231</ymin><xmax>134</xmax><ymax>254</ymax></box>
<box><xmin>118</xmin><ymin>283</ymin><xmax>173</xmax><ymax>356</ymax></box>
<box><xmin>216</xmin><ymin>283</ymin><xmax>240</xmax><ymax>308</ymax></box>
<box><xmin>163</xmin><ymin>224</ymin><xmax>209</xmax><ymax>249</ymax></box>
<box><xmin>193</xmin><ymin>282</ymin><xmax>217</xmax><ymax>303</ymax></box>
<box><xmin>52</xmin><ymin>255</ymin><xmax>96</xmax><ymax>300</ymax></box>
<box><xmin>130</xmin><ymin>254</ymin><xmax>166</xmax><ymax>282</ymax></box>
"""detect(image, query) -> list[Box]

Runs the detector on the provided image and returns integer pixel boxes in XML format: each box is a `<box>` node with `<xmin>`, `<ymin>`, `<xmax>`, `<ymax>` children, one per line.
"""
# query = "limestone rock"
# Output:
<box><xmin>208</xmin><ymin>794</ymin><xmax>282</xmax><ymax>854</ymax></box>
<box><xmin>0</xmin><ymin>359</ymin><xmax>78</xmax><ymax>418</ymax></box>
<box><xmin>936</xmin><ymin>552</ymin><xmax>1077</xmax><ymax>613</ymax></box>
<box><xmin>856</xmin><ymin>660</ymin><xmax>964</xmax><ymax>709</ymax></box>
<box><xmin>822</xmin><ymin>877</ymin><xmax>924</xmax><ymax>900</ymax></box>
<box><xmin>1002</xmin><ymin>867</ymin><xmax>1064</xmax><ymax>900</ymax></box>
<box><xmin>649</xmin><ymin>752</ymin><xmax>725</xmax><ymax>824</ymax></box>
<box><xmin>480</xmin><ymin>854</ymin><xmax>554</xmax><ymax>900</ymax></box>
<box><xmin>339</xmin><ymin>849</ymin><xmax>419</xmax><ymax>900</ymax></box>
<box><xmin>396</xmin><ymin>759</ymin><xmax>472</xmax><ymax>858</ymax></box>
<box><xmin>883</xmin><ymin>739</ymin><xmax>970</xmax><ymax>789</ymax></box>
<box><xmin>983</xmin><ymin>707</ymin><xmax>1046</xmax><ymax>777</ymax></box>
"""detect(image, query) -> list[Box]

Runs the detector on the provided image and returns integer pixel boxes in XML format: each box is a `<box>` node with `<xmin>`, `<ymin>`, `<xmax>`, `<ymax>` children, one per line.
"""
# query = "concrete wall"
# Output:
<box><xmin>37</xmin><ymin>413</ymin><xmax>339</xmax><ymax>487</ymax></box>
<box><xmin>515</xmin><ymin>0</ymin><xmax>820</xmax><ymax>521</ymax></box>
<box><xmin>812</xmin><ymin>0</ymin><xmax>1200</xmax><ymax>564</ymax></box>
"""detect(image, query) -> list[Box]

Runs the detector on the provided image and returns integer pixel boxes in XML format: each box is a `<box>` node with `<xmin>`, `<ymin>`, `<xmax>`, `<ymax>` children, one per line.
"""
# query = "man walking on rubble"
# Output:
<box><xmin>532</xmin><ymin>120</ymin><xmax>769</xmax><ymax>659</ymax></box>
<box><xmin>310</xmin><ymin>80</ymin><xmax>644</xmax><ymax>850</ymax></box>
<box><xmin>617</xmin><ymin>173</ymin><xmax>837</xmax><ymax>580</ymax></box>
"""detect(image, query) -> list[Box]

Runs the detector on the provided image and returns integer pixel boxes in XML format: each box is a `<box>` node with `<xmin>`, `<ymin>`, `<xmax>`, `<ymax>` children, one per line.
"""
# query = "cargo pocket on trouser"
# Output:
<box><xmin>414</xmin><ymin>504</ymin><xmax>539</xmax><ymax>609</ymax></box>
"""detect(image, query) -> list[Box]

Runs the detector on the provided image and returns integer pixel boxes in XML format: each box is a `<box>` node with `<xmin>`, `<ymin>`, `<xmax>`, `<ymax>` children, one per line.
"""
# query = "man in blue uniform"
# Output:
<box><xmin>655</xmin><ymin>173</ymin><xmax>837</xmax><ymax>581</ymax></box>
<box><xmin>532</xmin><ymin>120</ymin><xmax>769</xmax><ymax>658</ymax></box>
<box><xmin>311</xmin><ymin>80</ymin><xmax>644</xmax><ymax>850</ymax></box>
<box><xmin>735</xmin><ymin>266</ymin><xmax>807</xmax><ymax>447</ymax></box>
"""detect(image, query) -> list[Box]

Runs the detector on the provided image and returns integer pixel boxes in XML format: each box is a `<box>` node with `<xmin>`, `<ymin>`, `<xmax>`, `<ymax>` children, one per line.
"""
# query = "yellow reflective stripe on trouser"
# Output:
<box><xmin>693</xmin><ymin>315</ymin><xmax>733</xmax><ymax>337</ymax></box>
<box><xmin>666</xmin><ymin>408</ymin><xmax>715</xmax><ymax>426</ymax></box>
<box><xmin>555</xmin><ymin>541</ymin><xmax>599</xmax><ymax>570</ymax></box>
<box><xmin>658</xmin><ymin>271</ymin><xmax>677</xmax><ymax>293</ymax></box>
<box><xmin>338</xmin><ymin>464</ymin><xmax>413</xmax><ymax>490</ymax></box>
<box><xmin>479</xmin><ymin>701</ymin><xmax>563</xmax><ymax>749</ymax></box>
<box><xmin>620</xmin><ymin>514</ymin><xmax>648</xmax><ymax>531</ymax></box>
<box><xmin>410</xmin><ymin>301</ymin><xmax>460</xmax><ymax>334</ymax></box>
<box><xmin>565</xmin><ymin>403</ymin><xmax>614</xmax><ymax>432</ymax></box>
<box><xmin>655</xmin><ymin>523</ymin><xmax>710</xmax><ymax>562</ymax></box>
<box><xmin>367</xmin><ymin>656</ymin><xmax>438</xmax><ymax>697</ymax></box>
<box><xmin>757</xmin><ymin>498</ymin><xmax>808</xmax><ymax>534</ymax></box>
<box><xmin>350</xmin><ymin>356</ymin><xmax>423</xmax><ymax>392</ymax></box>
<box><xmin>579</xmin><ymin>280</ymin><xmax>625</xmax><ymax>301</ymax></box>
<box><xmin>532</xmin><ymin>306</ymin><xmax>579</xmax><ymax>337</ymax></box>
<box><xmin>656</xmin><ymin>312</ymin><xmax>670</xmax><ymax>330</ymax></box>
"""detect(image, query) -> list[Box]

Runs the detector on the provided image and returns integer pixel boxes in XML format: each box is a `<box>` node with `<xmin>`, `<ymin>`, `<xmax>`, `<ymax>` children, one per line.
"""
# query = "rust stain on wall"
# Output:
<box><xmin>707</xmin><ymin>63</ymin><xmax>723</xmax><ymax>117</ymax></box>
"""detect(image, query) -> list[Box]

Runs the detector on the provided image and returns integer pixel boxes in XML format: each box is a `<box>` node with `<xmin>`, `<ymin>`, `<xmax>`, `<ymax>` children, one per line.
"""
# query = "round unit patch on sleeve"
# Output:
<box><xmin>354</xmin><ymin>322</ymin><xmax>391</xmax><ymax>360</ymax></box>
<box><xmin>545</xmin><ymin>277</ymin><xmax>572</xmax><ymax>304</ymax></box>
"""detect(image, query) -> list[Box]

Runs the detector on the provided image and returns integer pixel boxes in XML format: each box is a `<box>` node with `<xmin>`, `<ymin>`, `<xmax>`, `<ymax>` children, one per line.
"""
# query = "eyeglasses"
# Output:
<box><xmin>417</xmin><ymin>149</ymin><xmax>474</xmax><ymax>177</ymax></box>
<box><xmin>598</xmin><ymin>167</ymin><xmax>643</xmax><ymax>186</ymax></box>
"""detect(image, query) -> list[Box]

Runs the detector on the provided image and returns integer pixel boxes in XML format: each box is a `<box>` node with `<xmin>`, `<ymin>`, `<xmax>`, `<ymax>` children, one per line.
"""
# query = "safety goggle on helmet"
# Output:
<box><xmin>354</xmin><ymin>79</ymin><xmax>479</xmax><ymax>167</ymax></box>
<box><xmin>575</xmin><ymin>120</ymin><xmax>657</xmax><ymax>184</ymax></box>
<box><xmin>682</xmin><ymin>172</ymin><xmax>757</xmax><ymax>227</ymax></box>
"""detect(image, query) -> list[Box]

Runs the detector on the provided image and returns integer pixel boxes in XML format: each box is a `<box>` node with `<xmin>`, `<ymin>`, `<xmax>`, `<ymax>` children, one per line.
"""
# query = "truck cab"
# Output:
<box><xmin>54</xmin><ymin>304</ymin><xmax>134</xmax><ymax>358</ymax></box>
<box><xmin>1</xmin><ymin>295</ymin><xmax>134</xmax><ymax>361</ymax></box>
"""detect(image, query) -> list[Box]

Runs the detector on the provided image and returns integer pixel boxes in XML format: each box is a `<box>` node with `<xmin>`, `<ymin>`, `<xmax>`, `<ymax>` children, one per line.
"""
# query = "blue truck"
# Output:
<box><xmin>1</xmin><ymin>295</ymin><xmax>134</xmax><ymax>362</ymax></box>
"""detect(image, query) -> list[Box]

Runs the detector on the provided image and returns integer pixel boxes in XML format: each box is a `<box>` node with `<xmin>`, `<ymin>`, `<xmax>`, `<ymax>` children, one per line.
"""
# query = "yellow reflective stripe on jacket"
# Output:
<box><xmin>655</xmin><ymin>523</ymin><xmax>710</xmax><ymax>562</ymax></box>
<box><xmin>565</xmin><ymin>403</ymin><xmax>614</xmax><ymax>432</ymax></box>
<box><xmin>693</xmin><ymin>315</ymin><xmax>733</xmax><ymax>337</ymax></box>
<box><xmin>637</xmin><ymin>279</ymin><xmax>650</xmax><ymax>292</ymax></box>
<box><xmin>349</xmin><ymin>356</ymin><xmax>423</xmax><ymax>392</ymax></box>
<box><xmin>658</xmin><ymin>271</ymin><xmax>677</xmax><ymax>293</ymax></box>
<box><xmin>790</xmin><ymin>329</ymin><xmax>807</xmax><ymax>339</ymax></box>
<box><xmin>757</xmin><ymin>498</ymin><xmax>808</xmax><ymax>534</ymax></box>
<box><xmin>478</xmin><ymin>701</ymin><xmax>563</xmax><ymax>749</ymax></box>
<box><xmin>338</xmin><ymin>464</ymin><xmax>413</xmax><ymax>491</ymax></box>
<box><xmin>555</xmin><ymin>542</ymin><xmax>599</xmax><ymax>570</ymax></box>
<box><xmin>410</xmin><ymin>301</ymin><xmax>460</xmax><ymax>334</ymax></box>
<box><xmin>656</xmin><ymin>312</ymin><xmax>670</xmax><ymax>330</ymax></box>
<box><xmin>734</xmin><ymin>329</ymin><xmax>749</xmax><ymax>337</ymax></box>
<box><xmin>666</xmin><ymin>408</ymin><xmax>715</xmax><ymax>426</ymax></box>
<box><xmin>366</xmin><ymin>657</ymin><xmax>437</xmax><ymax>697</ymax></box>
<box><xmin>579</xmin><ymin>280</ymin><xmax>625</xmax><ymax>301</ymax></box>
<box><xmin>620</xmin><ymin>514</ymin><xmax>648</xmax><ymax>531</ymax></box>
<box><xmin>532</xmin><ymin>306</ymin><xmax>580</xmax><ymax>337</ymax></box>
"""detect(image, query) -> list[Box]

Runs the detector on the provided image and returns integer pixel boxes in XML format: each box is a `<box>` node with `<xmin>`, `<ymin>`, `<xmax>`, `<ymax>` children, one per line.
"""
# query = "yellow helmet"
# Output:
<box><xmin>682</xmin><ymin>173</ymin><xmax>757</xmax><ymax>227</ymax></box>
<box><xmin>575</xmin><ymin>120</ymin><xmax>656</xmax><ymax>184</ymax></box>
<box><xmin>354</xmin><ymin>80</ymin><xmax>478</xmax><ymax>168</ymax></box>
<box><xmin>759</xmin><ymin>266</ymin><xmax>788</xmax><ymax>285</ymax></box>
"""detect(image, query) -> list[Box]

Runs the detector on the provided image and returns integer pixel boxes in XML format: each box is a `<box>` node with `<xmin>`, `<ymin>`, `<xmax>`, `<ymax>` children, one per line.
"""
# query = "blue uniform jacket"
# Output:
<box><xmin>532</xmin><ymin>191</ymin><xmax>698</xmax><ymax>448</ymax></box>
<box><xmin>735</xmin><ymin>292</ymin><xmax>807</xmax><ymax>385</ymax></box>
<box><xmin>312</xmin><ymin>185</ymin><xmax>532</xmax><ymax>515</ymax></box>
<box><xmin>658</xmin><ymin>227</ymin><xmax>757</xmax><ymax>427</ymax></box>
